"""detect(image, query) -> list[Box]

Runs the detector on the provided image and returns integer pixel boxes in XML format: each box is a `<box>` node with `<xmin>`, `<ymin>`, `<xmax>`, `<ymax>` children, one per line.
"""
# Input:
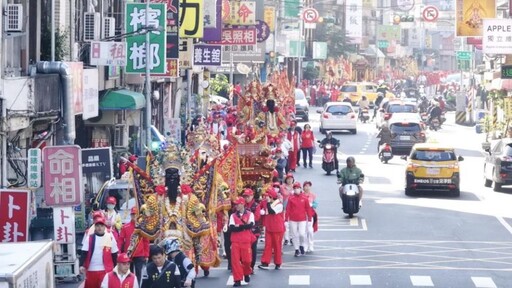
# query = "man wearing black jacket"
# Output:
<box><xmin>141</xmin><ymin>245</ymin><xmax>181</xmax><ymax>288</ymax></box>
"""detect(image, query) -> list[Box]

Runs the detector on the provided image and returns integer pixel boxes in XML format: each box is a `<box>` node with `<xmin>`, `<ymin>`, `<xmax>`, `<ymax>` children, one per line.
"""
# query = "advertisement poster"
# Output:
<box><xmin>456</xmin><ymin>0</ymin><xmax>496</xmax><ymax>37</ymax></box>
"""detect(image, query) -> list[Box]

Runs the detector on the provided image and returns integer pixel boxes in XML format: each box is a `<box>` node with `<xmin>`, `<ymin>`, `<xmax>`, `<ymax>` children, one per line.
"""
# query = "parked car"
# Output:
<box><xmin>338</xmin><ymin>82</ymin><xmax>395</xmax><ymax>104</ymax></box>
<box><xmin>388</xmin><ymin>118</ymin><xmax>426</xmax><ymax>155</ymax></box>
<box><xmin>295</xmin><ymin>88</ymin><xmax>309</xmax><ymax>121</ymax></box>
<box><xmin>318</xmin><ymin>102</ymin><xmax>357</xmax><ymax>134</ymax></box>
<box><xmin>403</xmin><ymin>143</ymin><xmax>464</xmax><ymax>197</ymax></box>
<box><xmin>483</xmin><ymin>138</ymin><xmax>512</xmax><ymax>191</ymax></box>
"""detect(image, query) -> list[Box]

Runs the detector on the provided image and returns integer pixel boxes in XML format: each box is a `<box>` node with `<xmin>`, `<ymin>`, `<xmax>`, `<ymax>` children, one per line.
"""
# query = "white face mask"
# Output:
<box><xmin>294</xmin><ymin>188</ymin><xmax>301</xmax><ymax>194</ymax></box>
<box><xmin>107</xmin><ymin>204</ymin><xmax>115</xmax><ymax>210</ymax></box>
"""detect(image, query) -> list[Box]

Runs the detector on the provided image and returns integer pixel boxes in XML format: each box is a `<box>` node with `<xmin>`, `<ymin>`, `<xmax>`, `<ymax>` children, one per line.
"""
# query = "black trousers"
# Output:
<box><xmin>131</xmin><ymin>256</ymin><xmax>146</xmax><ymax>285</ymax></box>
<box><xmin>251</xmin><ymin>239</ymin><xmax>258</xmax><ymax>269</ymax></box>
<box><xmin>296</xmin><ymin>150</ymin><xmax>301</xmax><ymax>165</ymax></box>
<box><xmin>302</xmin><ymin>147</ymin><xmax>314</xmax><ymax>166</ymax></box>
<box><xmin>223</xmin><ymin>230</ymin><xmax>232</xmax><ymax>269</ymax></box>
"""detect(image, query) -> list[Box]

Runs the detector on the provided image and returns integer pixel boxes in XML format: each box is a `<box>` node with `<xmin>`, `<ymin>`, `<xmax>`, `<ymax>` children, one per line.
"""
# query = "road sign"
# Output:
<box><xmin>456</xmin><ymin>51</ymin><xmax>471</xmax><ymax>60</ymax></box>
<box><xmin>377</xmin><ymin>40</ymin><xmax>389</xmax><ymax>49</ymax></box>
<box><xmin>457</xmin><ymin>59</ymin><xmax>470</xmax><ymax>71</ymax></box>
<box><xmin>302</xmin><ymin>8</ymin><xmax>319</xmax><ymax>24</ymax></box>
<box><xmin>502</xmin><ymin>65</ymin><xmax>512</xmax><ymax>79</ymax></box>
<box><xmin>422</xmin><ymin>6</ymin><xmax>439</xmax><ymax>22</ymax></box>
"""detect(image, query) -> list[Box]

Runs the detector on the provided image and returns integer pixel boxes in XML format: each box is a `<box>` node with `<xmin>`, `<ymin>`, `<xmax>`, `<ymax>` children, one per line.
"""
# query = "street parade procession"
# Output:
<box><xmin>73</xmin><ymin>71</ymin><xmax>319</xmax><ymax>288</ymax></box>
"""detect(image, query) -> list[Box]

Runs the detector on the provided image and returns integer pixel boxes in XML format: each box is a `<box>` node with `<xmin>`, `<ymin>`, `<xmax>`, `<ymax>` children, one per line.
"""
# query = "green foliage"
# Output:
<box><xmin>210</xmin><ymin>74</ymin><xmax>230</xmax><ymax>97</ymax></box>
<box><xmin>314</xmin><ymin>23</ymin><xmax>356</xmax><ymax>58</ymax></box>
<box><xmin>303</xmin><ymin>66</ymin><xmax>319</xmax><ymax>81</ymax></box>
<box><xmin>40</xmin><ymin>26</ymin><xmax>69</xmax><ymax>61</ymax></box>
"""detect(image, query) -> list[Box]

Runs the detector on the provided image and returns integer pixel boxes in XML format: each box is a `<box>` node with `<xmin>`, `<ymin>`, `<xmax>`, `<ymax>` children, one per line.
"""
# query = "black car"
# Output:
<box><xmin>389</xmin><ymin>120</ymin><xmax>426</xmax><ymax>155</ymax></box>
<box><xmin>484</xmin><ymin>138</ymin><xmax>512</xmax><ymax>191</ymax></box>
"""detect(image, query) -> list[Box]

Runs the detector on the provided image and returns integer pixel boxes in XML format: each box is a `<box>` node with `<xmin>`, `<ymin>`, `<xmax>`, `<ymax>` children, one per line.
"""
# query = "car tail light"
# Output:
<box><xmin>349</xmin><ymin>113</ymin><xmax>356</xmax><ymax>119</ymax></box>
<box><xmin>383</xmin><ymin>145</ymin><xmax>391</xmax><ymax>152</ymax></box>
<box><xmin>323</xmin><ymin>113</ymin><xmax>330</xmax><ymax>119</ymax></box>
<box><xmin>500</xmin><ymin>173</ymin><xmax>507</xmax><ymax>179</ymax></box>
<box><xmin>448</xmin><ymin>184</ymin><xmax>456</xmax><ymax>189</ymax></box>
<box><xmin>407</xmin><ymin>163</ymin><xmax>420</xmax><ymax>169</ymax></box>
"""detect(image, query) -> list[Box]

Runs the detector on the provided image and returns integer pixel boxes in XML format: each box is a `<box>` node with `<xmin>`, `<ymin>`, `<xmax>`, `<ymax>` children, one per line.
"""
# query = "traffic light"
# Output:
<box><xmin>393</xmin><ymin>14</ymin><xmax>414</xmax><ymax>25</ymax></box>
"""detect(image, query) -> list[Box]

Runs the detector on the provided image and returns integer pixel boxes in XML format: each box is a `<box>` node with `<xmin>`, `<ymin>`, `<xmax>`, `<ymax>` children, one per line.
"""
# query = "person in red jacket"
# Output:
<box><xmin>101</xmin><ymin>253</ymin><xmax>139</xmax><ymax>288</ymax></box>
<box><xmin>258</xmin><ymin>187</ymin><xmax>285</xmax><ymax>270</ymax></box>
<box><xmin>243</xmin><ymin>188</ymin><xmax>261</xmax><ymax>272</ymax></box>
<box><xmin>286</xmin><ymin>182</ymin><xmax>313</xmax><ymax>257</ymax></box>
<box><xmin>80</xmin><ymin>216</ymin><xmax>119</xmax><ymax>288</ymax></box>
<box><xmin>229</xmin><ymin>197</ymin><xmax>255</xmax><ymax>287</ymax></box>
<box><xmin>119</xmin><ymin>207</ymin><xmax>149</xmax><ymax>285</ymax></box>
<box><xmin>300</xmin><ymin>124</ymin><xmax>315</xmax><ymax>168</ymax></box>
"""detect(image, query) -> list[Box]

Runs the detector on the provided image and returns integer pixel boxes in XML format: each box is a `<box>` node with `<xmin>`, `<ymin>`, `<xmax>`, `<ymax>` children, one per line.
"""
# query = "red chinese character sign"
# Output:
<box><xmin>53</xmin><ymin>207</ymin><xmax>75</xmax><ymax>244</ymax></box>
<box><xmin>43</xmin><ymin>145</ymin><xmax>83</xmax><ymax>206</ymax></box>
<box><xmin>0</xmin><ymin>190</ymin><xmax>30</xmax><ymax>242</ymax></box>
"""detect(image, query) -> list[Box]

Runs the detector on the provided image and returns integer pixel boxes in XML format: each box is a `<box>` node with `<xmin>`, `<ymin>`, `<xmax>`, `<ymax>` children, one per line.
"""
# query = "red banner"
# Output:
<box><xmin>0</xmin><ymin>190</ymin><xmax>30</xmax><ymax>242</ymax></box>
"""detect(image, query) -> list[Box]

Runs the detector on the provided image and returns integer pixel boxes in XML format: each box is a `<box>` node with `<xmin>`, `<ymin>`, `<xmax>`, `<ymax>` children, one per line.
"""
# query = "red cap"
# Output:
<box><xmin>234</xmin><ymin>197</ymin><xmax>245</xmax><ymax>205</ymax></box>
<box><xmin>275</xmin><ymin>148</ymin><xmax>282</xmax><ymax>153</ymax></box>
<box><xmin>128</xmin><ymin>155</ymin><xmax>138</xmax><ymax>162</ymax></box>
<box><xmin>130</xmin><ymin>207</ymin><xmax>138</xmax><ymax>214</ymax></box>
<box><xmin>92</xmin><ymin>211</ymin><xmax>104</xmax><ymax>220</ymax></box>
<box><xmin>303</xmin><ymin>181</ymin><xmax>312</xmax><ymax>187</ymax></box>
<box><xmin>117</xmin><ymin>253</ymin><xmax>131</xmax><ymax>263</ymax></box>
<box><xmin>272</xmin><ymin>182</ymin><xmax>281</xmax><ymax>187</ymax></box>
<box><xmin>284</xmin><ymin>173</ymin><xmax>294</xmax><ymax>180</ymax></box>
<box><xmin>266</xmin><ymin>187</ymin><xmax>278</xmax><ymax>199</ymax></box>
<box><xmin>293</xmin><ymin>182</ymin><xmax>302</xmax><ymax>189</ymax></box>
<box><xmin>272</xmin><ymin>170</ymin><xmax>279</xmax><ymax>179</ymax></box>
<box><xmin>107</xmin><ymin>196</ymin><xmax>117</xmax><ymax>205</ymax></box>
<box><xmin>94</xmin><ymin>217</ymin><xmax>107</xmax><ymax>226</ymax></box>
<box><xmin>242</xmin><ymin>188</ymin><xmax>254</xmax><ymax>196</ymax></box>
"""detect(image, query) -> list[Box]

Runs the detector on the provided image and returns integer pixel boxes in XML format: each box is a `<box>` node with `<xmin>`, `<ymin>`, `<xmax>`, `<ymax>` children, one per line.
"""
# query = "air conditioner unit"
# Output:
<box><xmin>83</xmin><ymin>12</ymin><xmax>100</xmax><ymax>41</ymax></box>
<box><xmin>102</xmin><ymin>17</ymin><xmax>115</xmax><ymax>39</ymax></box>
<box><xmin>4</xmin><ymin>4</ymin><xmax>23</xmax><ymax>32</ymax></box>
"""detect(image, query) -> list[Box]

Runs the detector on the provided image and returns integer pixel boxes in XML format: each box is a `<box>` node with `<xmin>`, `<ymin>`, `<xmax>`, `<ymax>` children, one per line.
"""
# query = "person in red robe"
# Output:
<box><xmin>287</xmin><ymin>122</ymin><xmax>301</xmax><ymax>172</ymax></box>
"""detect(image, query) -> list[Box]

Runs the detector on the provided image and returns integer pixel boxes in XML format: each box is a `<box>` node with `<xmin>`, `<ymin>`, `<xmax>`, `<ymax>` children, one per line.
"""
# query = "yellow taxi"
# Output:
<box><xmin>403</xmin><ymin>143</ymin><xmax>464</xmax><ymax>197</ymax></box>
<box><xmin>338</xmin><ymin>82</ymin><xmax>395</xmax><ymax>104</ymax></box>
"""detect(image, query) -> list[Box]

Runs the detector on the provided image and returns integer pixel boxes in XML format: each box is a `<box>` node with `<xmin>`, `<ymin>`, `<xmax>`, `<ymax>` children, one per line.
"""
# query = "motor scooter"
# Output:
<box><xmin>318</xmin><ymin>141</ymin><xmax>337</xmax><ymax>175</ymax></box>
<box><xmin>429</xmin><ymin>118</ymin><xmax>440</xmax><ymax>131</ymax></box>
<box><xmin>338</xmin><ymin>174</ymin><xmax>364</xmax><ymax>218</ymax></box>
<box><xmin>359</xmin><ymin>107</ymin><xmax>370</xmax><ymax>123</ymax></box>
<box><xmin>378</xmin><ymin>143</ymin><xmax>393</xmax><ymax>164</ymax></box>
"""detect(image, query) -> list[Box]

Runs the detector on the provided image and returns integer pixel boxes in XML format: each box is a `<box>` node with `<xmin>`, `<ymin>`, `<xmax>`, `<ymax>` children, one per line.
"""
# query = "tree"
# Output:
<box><xmin>40</xmin><ymin>26</ymin><xmax>69</xmax><ymax>61</ymax></box>
<box><xmin>210</xmin><ymin>74</ymin><xmax>230</xmax><ymax>97</ymax></box>
<box><xmin>314</xmin><ymin>23</ymin><xmax>356</xmax><ymax>58</ymax></box>
<box><xmin>303</xmin><ymin>66</ymin><xmax>319</xmax><ymax>81</ymax></box>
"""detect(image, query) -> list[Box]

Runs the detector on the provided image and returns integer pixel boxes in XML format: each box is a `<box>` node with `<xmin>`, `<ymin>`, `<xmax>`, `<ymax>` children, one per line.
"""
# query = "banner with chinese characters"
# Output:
<box><xmin>209</xmin><ymin>28</ymin><xmax>256</xmax><ymax>45</ymax></box>
<box><xmin>89</xmin><ymin>41</ymin><xmax>127</xmax><ymax>66</ymax></box>
<box><xmin>482</xmin><ymin>18</ymin><xmax>512</xmax><ymax>54</ymax></box>
<box><xmin>193</xmin><ymin>44</ymin><xmax>222</xmax><ymax>66</ymax></box>
<box><xmin>125</xmin><ymin>3</ymin><xmax>167</xmax><ymax>74</ymax></box>
<box><xmin>179</xmin><ymin>38</ymin><xmax>193</xmax><ymax>68</ymax></box>
<box><xmin>27</xmin><ymin>148</ymin><xmax>42</xmax><ymax>189</ymax></box>
<box><xmin>456</xmin><ymin>0</ymin><xmax>495</xmax><ymax>37</ymax></box>
<box><xmin>180</xmin><ymin>0</ymin><xmax>204</xmax><ymax>38</ymax></box>
<box><xmin>263</xmin><ymin>6</ymin><xmax>275</xmax><ymax>32</ymax></box>
<box><xmin>0</xmin><ymin>189</ymin><xmax>30</xmax><ymax>242</ymax></box>
<box><xmin>153</xmin><ymin>58</ymin><xmax>180</xmax><ymax>77</ymax></box>
<box><xmin>203</xmin><ymin>0</ymin><xmax>222</xmax><ymax>41</ymax></box>
<box><xmin>82</xmin><ymin>69</ymin><xmax>99</xmax><ymax>120</ymax></box>
<box><xmin>230</xmin><ymin>1</ymin><xmax>256</xmax><ymax>25</ymax></box>
<box><xmin>345</xmin><ymin>0</ymin><xmax>362</xmax><ymax>44</ymax></box>
<box><xmin>43</xmin><ymin>145</ymin><xmax>83</xmax><ymax>206</ymax></box>
<box><xmin>221</xmin><ymin>42</ymin><xmax>265</xmax><ymax>63</ymax></box>
<box><xmin>53</xmin><ymin>207</ymin><xmax>75</xmax><ymax>244</ymax></box>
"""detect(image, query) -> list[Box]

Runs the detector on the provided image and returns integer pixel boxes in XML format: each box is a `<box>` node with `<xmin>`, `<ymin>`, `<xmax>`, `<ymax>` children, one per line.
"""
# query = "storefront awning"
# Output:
<box><xmin>99</xmin><ymin>89</ymin><xmax>146</xmax><ymax>110</ymax></box>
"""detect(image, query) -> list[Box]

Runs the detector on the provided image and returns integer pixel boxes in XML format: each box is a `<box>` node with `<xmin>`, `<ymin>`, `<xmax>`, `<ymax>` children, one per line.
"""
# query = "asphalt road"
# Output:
<box><xmin>59</xmin><ymin>109</ymin><xmax>512</xmax><ymax>288</ymax></box>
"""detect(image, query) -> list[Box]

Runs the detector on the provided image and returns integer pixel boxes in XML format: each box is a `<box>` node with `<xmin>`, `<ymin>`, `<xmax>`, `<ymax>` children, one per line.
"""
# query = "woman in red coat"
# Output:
<box><xmin>300</xmin><ymin>124</ymin><xmax>315</xmax><ymax>168</ymax></box>
<box><xmin>258</xmin><ymin>188</ymin><xmax>285</xmax><ymax>270</ymax></box>
<box><xmin>287</xmin><ymin>123</ymin><xmax>301</xmax><ymax>172</ymax></box>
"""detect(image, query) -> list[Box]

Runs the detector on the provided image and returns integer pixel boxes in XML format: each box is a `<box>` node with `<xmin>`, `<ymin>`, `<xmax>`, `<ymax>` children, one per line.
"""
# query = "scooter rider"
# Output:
<box><xmin>357</xmin><ymin>95</ymin><xmax>370</xmax><ymax>119</ymax></box>
<box><xmin>376</xmin><ymin>123</ymin><xmax>392</xmax><ymax>152</ymax></box>
<box><xmin>373</xmin><ymin>92</ymin><xmax>384</xmax><ymax>120</ymax></box>
<box><xmin>337</xmin><ymin>157</ymin><xmax>364</xmax><ymax>207</ymax></box>
<box><xmin>428</xmin><ymin>101</ymin><xmax>442</xmax><ymax>125</ymax></box>
<box><xmin>319</xmin><ymin>131</ymin><xmax>340</xmax><ymax>172</ymax></box>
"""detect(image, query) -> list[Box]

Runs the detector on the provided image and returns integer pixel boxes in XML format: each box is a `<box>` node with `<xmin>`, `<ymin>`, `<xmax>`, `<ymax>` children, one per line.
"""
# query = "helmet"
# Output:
<box><xmin>326</xmin><ymin>131</ymin><xmax>332</xmax><ymax>136</ymax></box>
<box><xmin>162</xmin><ymin>237</ymin><xmax>181</xmax><ymax>254</ymax></box>
<box><xmin>346</xmin><ymin>156</ymin><xmax>355</xmax><ymax>164</ymax></box>
<box><xmin>377</xmin><ymin>92</ymin><xmax>384</xmax><ymax>97</ymax></box>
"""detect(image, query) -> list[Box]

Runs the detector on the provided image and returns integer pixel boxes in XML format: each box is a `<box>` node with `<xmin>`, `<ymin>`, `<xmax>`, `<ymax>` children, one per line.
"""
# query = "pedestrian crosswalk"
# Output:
<box><xmin>225</xmin><ymin>274</ymin><xmax>498</xmax><ymax>287</ymax></box>
<box><xmin>317</xmin><ymin>215</ymin><xmax>367</xmax><ymax>231</ymax></box>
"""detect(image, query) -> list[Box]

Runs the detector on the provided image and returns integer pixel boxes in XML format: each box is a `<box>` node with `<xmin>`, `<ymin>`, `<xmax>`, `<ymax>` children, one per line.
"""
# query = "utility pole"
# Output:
<box><xmin>144</xmin><ymin>0</ymin><xmax>152</xmax><ymax>151</ymax></box>
<box><xmin>297</xmin><ymin>1</ymin><xmax>304</xmax><ymax>86</ymax></box>
<box><xmin>51</xmin><ymin>0</ymin><xmax>55</xmax><ymax>61</ymax></box>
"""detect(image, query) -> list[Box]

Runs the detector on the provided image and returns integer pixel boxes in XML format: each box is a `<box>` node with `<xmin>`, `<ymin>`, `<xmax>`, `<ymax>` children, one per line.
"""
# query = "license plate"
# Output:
<box><xmin>383</xmin><ymin>152</ymin><xmax>391</xmax><ymax>157</ymax></box>
<box><xmin>426</xmin><ymin>168</ymin><xmax>440</xmax><ymax>175</ymax></box>
<box><xmin>399</xmin><ymin>135</ymin><xmax>410</xmax><ymax>140</ymax></box>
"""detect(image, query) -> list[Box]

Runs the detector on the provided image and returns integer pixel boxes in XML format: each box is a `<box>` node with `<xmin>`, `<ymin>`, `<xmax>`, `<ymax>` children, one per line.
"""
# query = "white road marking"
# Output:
<box><xmin>350</xmin><ymin>275</ymin><xmax>372</xmax><ymax>285</ymax></box>
<box><xmin>289</xmin><ymin>275</ymin><xmax>310</xmax><ymax>285</ymax></box>
<box><xmin>471</xmin><ymin>277</ymin><xmax>497</xmax><ymax>288</ymax></box>
<box><xmin>410</xmin><ymin>275</ymin><xmax>434</xmax><ymax>286</ymax></box>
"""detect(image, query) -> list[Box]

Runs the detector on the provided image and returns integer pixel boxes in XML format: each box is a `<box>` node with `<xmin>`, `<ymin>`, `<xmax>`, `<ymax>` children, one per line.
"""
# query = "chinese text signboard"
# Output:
<box><xmin>203</xmin><ymin>0</ymin><xmax>222</xmax><ymax>41</ymax></box>
<box><xmin>82</xmin><ymin>147</ymin><xmax>113</xmax><ymax>177</ymax></box>
<box><xmin>53</xmin><ymin>207</ymin><xmax>75</xmax><ymax>244</ymax></box>
<box><xmin>27</xmin><ymin>148</ymin><xmax>41</xmax><ymax>189</ymax></box>
<box><xmin>482</xmin><ymin>19</ymin><xmax>512</xmax><ymax>55</ymax></box>
<box><xmin>209</xmin><ymin>28</ymin><xmax>256</xmax><ymax>45</ymax></box>
<box><xmin>345</xmin><ymin>0</ymin><xmax>362</xmax><ymax>44</ymax></box>
<box><xmin>221</xmin><ymin>42</ymin><xmax>265</xmax><ymax>63</ymax></box>
<box><xmin>230</xmin><ymin>1</ymin><xmax>255</xmax><ymax>25</ymax></box>
<box><xmin>125</xmin><ymin>3</ymin><xmax>167</xmax><ymax>74</ymax></box>
<box><xmin>152</xmin><ymin>59</ymin><xmax>180</xmax><ymax>77</ymax></box>
<box><xmin>90</xmin><ymin>41</ymin><xmax>127</xmax><ymax>66</ymax></box>
<box><xmin>179</xmin><ymin>0</ymin><xmax>204</xmax><ymax>38</ymax></box>
<box><xmin>0</xmin><ymin>190</ymin><xmax>30</xmax><ymax>242</ymax></box>
<box><xmin>43</xmin><ymin>145</ymin><xmax>83</xmax><ymax>206</ymax></box>
<box><xmin>193</xmin><ymin>44</ymin><xmax>222</xmax><ymax>66</ymax></box>
<box><xmin>179</xmin><ymin>38</ymin><xmax>193</xmax><ymax>68</ymax></box>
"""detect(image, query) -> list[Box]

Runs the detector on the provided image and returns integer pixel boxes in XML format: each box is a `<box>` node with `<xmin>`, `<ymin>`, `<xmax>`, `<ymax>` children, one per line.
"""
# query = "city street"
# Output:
<box><xmin>193</xmin><ymin>109</ymin><xmax>512</xmax><ymax>288</ymax></box>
